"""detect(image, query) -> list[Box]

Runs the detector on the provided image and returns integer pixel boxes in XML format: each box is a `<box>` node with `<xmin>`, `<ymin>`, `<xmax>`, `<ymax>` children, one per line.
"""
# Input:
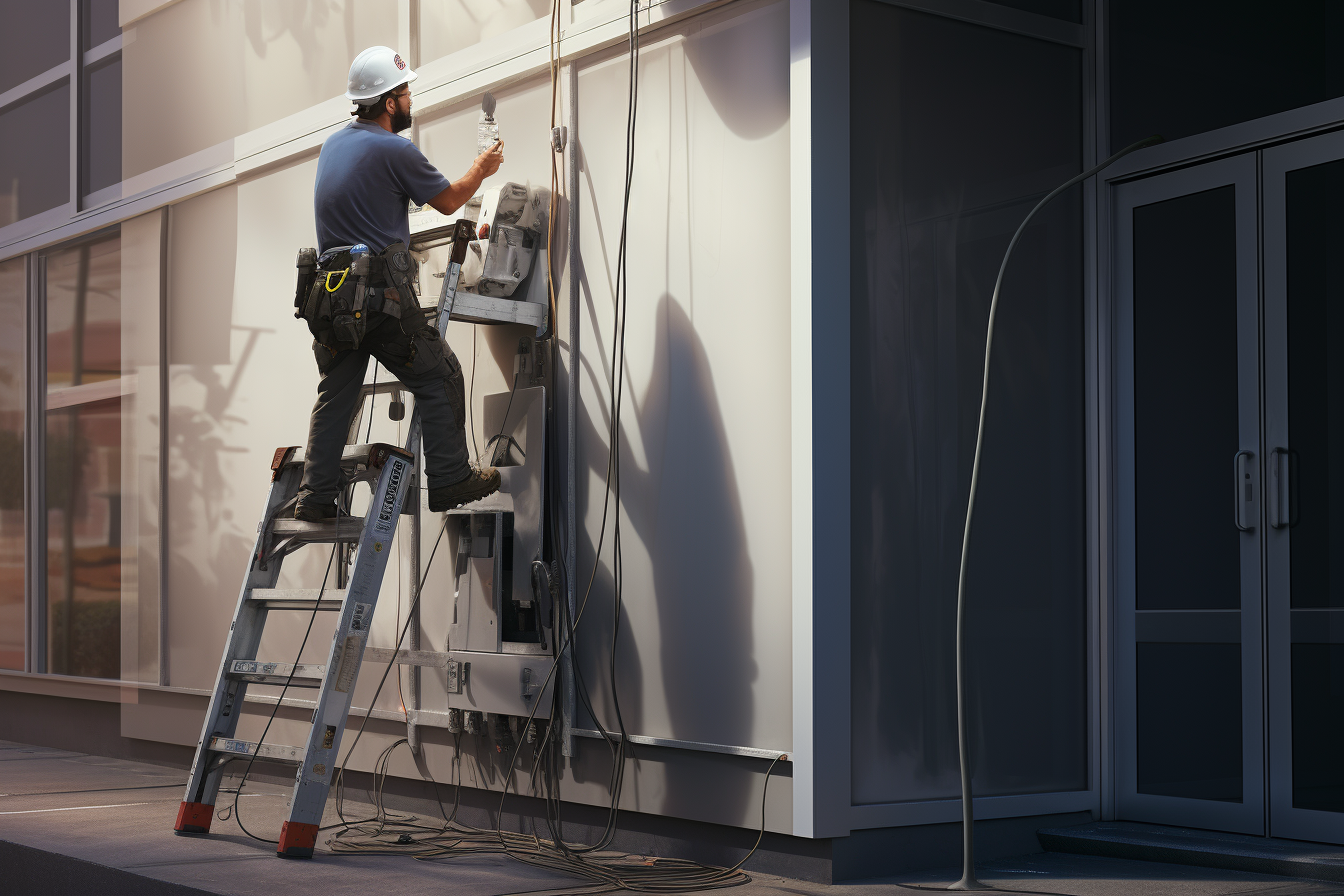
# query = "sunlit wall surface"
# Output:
<box><xmin>850</xmin><ymin>2</ymin><xmax>1087</xmax><ymax>802</ymax></box>
<box><xmin>122</xmin><ymin>0</ymin><xmax>399</xmax><ymax>179</ymax></box>
<box><xmin>45</xmin><ymin>234</ymin><xmax>123</xmax><ymax>679</ymax></box>
<box><xmin>0</xmin><ymin>257</ymin><xmax>25</xmax><ymax>670</ymax></box>
<box><xmin>420</xmin><ymin>0</ymin><xmax>550</xmax><ymax>62</ymax></box>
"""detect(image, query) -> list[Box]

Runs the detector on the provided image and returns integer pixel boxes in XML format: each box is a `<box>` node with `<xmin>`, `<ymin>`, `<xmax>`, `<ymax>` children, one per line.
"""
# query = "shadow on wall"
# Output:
<box><xmin>575</xmin><ymin>294</ymin><xmax>758</xmax><ymax>822</ymax></box>
<box><xmin>241</xmin><ymin>0</ymin><xmax>357</xmax><ymax>73</ymax></box>
<box><xmin>681</xmin><ymin>2</ymin><xmax>789</xmax><ymax>141</ymax></box>
<box><xmin>167</xmin><ymin>327</ymin><xmax>270</xmax><ymax>682</ymax></box>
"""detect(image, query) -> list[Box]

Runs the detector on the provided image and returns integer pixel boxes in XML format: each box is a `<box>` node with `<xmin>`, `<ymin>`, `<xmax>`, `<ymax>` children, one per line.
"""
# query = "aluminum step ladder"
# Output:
<box><xmin>173</xmin><ymin>221</ymin><xmax>477</xmax><ymax>858</ymax></box>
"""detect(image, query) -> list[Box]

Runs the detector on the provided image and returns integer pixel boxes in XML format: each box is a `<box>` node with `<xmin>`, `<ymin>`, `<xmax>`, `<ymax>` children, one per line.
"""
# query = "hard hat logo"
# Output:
<box><xmin>394</xmin><ymin>54</ymin><xmax>406</xmax><ymax>70</ymax></box>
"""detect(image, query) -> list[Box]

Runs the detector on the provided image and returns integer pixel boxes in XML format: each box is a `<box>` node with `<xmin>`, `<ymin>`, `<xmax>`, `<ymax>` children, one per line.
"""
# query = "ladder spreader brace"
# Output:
<box><xmin>174</xmin><ymin>221</ymin><xmax>477</xmax><ymax>858</ymax></box>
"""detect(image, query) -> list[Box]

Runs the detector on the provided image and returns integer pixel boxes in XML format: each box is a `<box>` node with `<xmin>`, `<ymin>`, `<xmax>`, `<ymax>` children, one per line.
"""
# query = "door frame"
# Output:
<box><xmin>1112</xmin><ymin>152</ymin><xmax>1266</xmax><ymax>835</ymax></box>
<box><xmin>1262</xmin><ymin>128</ymin><xmax>1344</xmax><ymax>844</ymax></box>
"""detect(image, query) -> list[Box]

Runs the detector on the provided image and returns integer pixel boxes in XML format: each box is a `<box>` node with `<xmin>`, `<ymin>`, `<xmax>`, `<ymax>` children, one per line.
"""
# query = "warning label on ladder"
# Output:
<box><xmin>374</xmin><ymin>458</ymin><xmax>406</xmax><ymax>534</ymax></box>
<box><xmin>333</xmin><ymin>635</ymin><xmax>364</xmax><ymax>692</ymax></box>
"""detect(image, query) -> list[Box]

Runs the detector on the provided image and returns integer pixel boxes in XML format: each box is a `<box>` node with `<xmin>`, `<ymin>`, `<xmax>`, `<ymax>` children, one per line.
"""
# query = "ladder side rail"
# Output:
<box><xmin>176</xmin><ymin>463</ymin><xmax>301</xmax><ymax>832</ymax></box>
<box><xmin>404</xmin><ymin>220</ymin><xmax>472</xmax><ymax>456</ymax></box>
<box><xmin>277</xmin><ymin>448</ymin><xmax>417</xmax><ymax>857</ymax></box>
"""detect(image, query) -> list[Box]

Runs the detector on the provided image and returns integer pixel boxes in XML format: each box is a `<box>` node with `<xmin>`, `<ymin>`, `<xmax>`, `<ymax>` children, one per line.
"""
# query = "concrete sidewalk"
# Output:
<box><xmin>2</xmin><ymin>740</ymin><xmax>1343</xmax><ymax>896</ymax></box>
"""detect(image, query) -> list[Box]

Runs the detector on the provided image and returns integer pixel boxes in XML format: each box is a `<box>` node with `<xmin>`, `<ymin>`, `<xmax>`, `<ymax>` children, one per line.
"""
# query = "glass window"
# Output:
<box><xmin>850</xmin><ymin>2</ymin><xmax>1086</xmax><ymax>803</ymax></box>
<box><xmin>47</xmin><ymin>236</ymin><xmax>121</xmax><ymax>390</ymax></box>
<box><xmin>45</xmin><ymin>234</ymin><xmax>122</xmax><ymax>679</ymax></box>
<box><xmin>0</xmin><ymin>2</ymin><xmax>70</xmax><ymax>94</ymax></box>
<box><xmin>82</xmin><ymin>57</ymin><xmax>122</xmax><ymax>197</ymax></box>
<box><xmin>0</xmin><ymin>83</ymin><xmax>72</xmax><ymax>226</ymax></box>
<box><xmin>420</xmin><ymin>0</ymin><xmax>550</xmax><ymax>63</ymax></box>
<box><xmin>1110</xmin><ymin>3</ymin><xmax>1344</xmax><ymax>152</ymax></box>
<box><xmin>0</xmin><ymin>257</ymin><xmax>25</xmax><ymax>671</ymax></box>
<box><xmin>82</xmin><ymin>0</ymin><xmax>120</xmax><ymax>51</ymax></box>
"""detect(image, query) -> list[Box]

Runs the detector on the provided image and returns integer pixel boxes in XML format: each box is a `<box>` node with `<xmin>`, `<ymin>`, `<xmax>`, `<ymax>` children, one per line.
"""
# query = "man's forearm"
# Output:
<box><xmin>428</xmin><ymin>165</ymin><xmax>488</xmax><ymax>216</ymax></box>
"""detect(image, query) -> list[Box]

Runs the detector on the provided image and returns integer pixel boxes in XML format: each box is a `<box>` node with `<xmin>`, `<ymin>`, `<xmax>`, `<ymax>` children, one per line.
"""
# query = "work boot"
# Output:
<box><xmin>428</xmin><ymin>466</ymin><xmax>501</xmax><ymax>512</ymax></box>
<box><xmin>293</xmin><ymin>501</ymin><xmax>339</xmax><ymax>522</ymax></box>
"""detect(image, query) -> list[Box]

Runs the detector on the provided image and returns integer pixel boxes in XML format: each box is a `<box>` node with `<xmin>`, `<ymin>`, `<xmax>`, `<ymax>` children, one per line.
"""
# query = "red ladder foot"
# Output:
<box><xmin>173</xmin><ymin>801</ymin><xmax>213</xmax><ymax>835</ymax></box>
<box><xmin>277</xmin><ymin>821</ymin><xmax>319</xmax><ymax>858</ymax></box>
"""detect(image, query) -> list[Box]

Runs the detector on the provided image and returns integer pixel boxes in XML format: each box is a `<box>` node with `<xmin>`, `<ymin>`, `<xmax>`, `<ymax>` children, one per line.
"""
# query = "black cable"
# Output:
<box><xmin>948</xmin><ymin>133</ymin><xmax>1163</xmax><ymax>890</ymax></box>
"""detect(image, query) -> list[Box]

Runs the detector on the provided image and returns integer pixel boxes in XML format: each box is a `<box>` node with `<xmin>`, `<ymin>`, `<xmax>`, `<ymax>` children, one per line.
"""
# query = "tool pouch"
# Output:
<box><xmin>380</xmin><ymin>241</ymin><xmax>426</xmax><ymax>336</ymax></box>
<box><xmin>294</xmin><ymin>248</ymin><xmax>317</xmax><ymax>318</ymax></box>
<box><xmin>301</xmin><ymin>246</ymin><xmax>364</xmax><ymax>351</ymax></box>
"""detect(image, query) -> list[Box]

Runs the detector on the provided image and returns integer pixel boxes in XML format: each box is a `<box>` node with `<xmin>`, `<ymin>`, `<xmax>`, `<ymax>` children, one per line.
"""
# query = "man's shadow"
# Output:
<box><xmin>572</xmin><ymin>294</ymin><xmax>758</xmax><ymax>822</ymax></box>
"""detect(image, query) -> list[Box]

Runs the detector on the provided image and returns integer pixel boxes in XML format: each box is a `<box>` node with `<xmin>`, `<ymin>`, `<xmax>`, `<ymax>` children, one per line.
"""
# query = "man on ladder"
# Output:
<box><xmin>172</xmin><ymin>47</ymin><xmax>505</xmax><ymax>859</ymax></box>
<box><xmin>297</xmin><ymin>45</ymin><xmax>505</xmax><ymax>520</ymax></box>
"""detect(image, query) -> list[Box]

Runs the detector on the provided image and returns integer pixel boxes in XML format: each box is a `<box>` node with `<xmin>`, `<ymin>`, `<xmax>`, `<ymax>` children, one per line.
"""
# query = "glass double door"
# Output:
<box><xmin>1115</xmin><ymin>132</ymin><xmax>1344</xmax><ymax>843</ymax></box>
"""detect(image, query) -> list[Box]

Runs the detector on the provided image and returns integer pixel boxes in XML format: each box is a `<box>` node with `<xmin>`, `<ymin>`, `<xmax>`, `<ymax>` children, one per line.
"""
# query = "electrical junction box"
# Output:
<box><xmin>444</xmin><ymin>383</ymin><xmax>554</xmax><ymax>719</ymax></box>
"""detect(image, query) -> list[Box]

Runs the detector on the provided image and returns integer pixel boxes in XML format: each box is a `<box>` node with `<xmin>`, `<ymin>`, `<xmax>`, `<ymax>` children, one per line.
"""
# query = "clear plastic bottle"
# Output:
<box><xmin>477</xmin><ymin>91</ymin><xmax>499</xmax><ymax>156</ymax></box>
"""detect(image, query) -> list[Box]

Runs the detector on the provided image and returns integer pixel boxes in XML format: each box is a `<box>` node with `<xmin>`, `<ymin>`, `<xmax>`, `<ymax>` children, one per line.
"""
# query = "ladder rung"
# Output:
<box><xmin>363</xmin><ymin>647</ymin><xmax>451</xmax><ymax>668</ymax></box>
<box><xmin>208</xmin><ymin>736</ymin><xmax>305</xmax><ymax>765</ymax></box>
<box><xmin>247</xmin><ymin>588</ymin><xmax>347</xmax><ymax>610</ymax></box>
<box><xmin>270</xmin><ymin>517</ymin><xmax>366</xmax><ymax>543</ymax></box>
<box><xmin>226</xmin><ymin>660</ymin><xmax>326</xmax><ymax>687</ymax></box>
<box><xmin>279</xmin><ymin>442</ymin><xmax>409</xmax><ymax>472</ymax></box>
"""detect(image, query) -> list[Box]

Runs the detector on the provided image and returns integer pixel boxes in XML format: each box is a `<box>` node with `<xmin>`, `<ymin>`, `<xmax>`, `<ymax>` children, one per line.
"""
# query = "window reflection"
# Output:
<box><xmin>0</xmin><ymin>257</ymin><xmax>25</xmax><ymax>671</ymax></box>
<box><xmin>45</xmin><ymin>233</ymin><xmax>122</xmax><ymax>679</ymax></box>
<box><xmin>46</xmin><ymin>397</ymin><xmax>122</xmax><ymax>678</ymax></box>
<box><xmin>47</xmin><ymin>236</ymin><xmax>121</xmax><ymax>390</ymax></box>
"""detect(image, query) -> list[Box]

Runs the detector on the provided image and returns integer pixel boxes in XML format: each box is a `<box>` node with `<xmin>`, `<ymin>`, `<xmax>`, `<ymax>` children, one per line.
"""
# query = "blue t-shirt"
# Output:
<box><xmin>313</xmin><ymin>120</ymin><xmax>451</xmax><ymax>253</ymax></box>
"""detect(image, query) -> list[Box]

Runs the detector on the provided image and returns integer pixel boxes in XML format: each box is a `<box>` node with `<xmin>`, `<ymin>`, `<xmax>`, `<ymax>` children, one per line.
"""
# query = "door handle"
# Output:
<box><xmin>1269</xmin><ymin>447</ymin><xmax>1289</xmax><ymax>529</ymax></box>
<box><xmin>1234</xmin><ymin>449</ymin><xmax>1256</xmax><ymax>532</ymax></box>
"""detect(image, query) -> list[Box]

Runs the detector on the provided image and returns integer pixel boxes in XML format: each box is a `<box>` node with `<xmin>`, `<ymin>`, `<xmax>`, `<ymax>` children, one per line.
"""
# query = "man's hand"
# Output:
<box><xmin>474</xmin><ymin>140</ymin><xmax>504</xmax><ymax>178</ymax></box>
<box><xmin>428</xmin><ymin>140</ymin><xmax>505</xmax><ymax>216</ymax></box>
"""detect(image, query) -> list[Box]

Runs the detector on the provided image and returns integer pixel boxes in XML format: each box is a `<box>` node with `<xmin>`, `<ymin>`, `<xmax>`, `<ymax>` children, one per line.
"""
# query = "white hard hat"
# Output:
<box><xmin>346</xmin><ymin>46</ymin><xmax>417</xmax><ymax>103</ymax></box>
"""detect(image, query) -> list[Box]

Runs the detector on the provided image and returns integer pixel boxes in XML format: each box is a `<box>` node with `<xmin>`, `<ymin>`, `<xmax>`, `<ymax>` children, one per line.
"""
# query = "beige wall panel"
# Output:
<box><xmin>124</xmin><ymin>1</ymin><xmax>399</xmax><ymax>179</ymax></box>
<box><xmin>236</xmin><ymin>1</ymin><xmax>400</xmax><ymax>134</ymax></box>
<box><xmin>123</xmin><ymin>0</ymin><xmax>246</xmax><ymax>178</ymax></box>
<box><xmin>420</xmin><ymin>0</ymin><xmax>549</xmax><ymax>65</ymax></box>
<box><xmin>570</xmin><ymin>0</ymin><xmax>793</xmax><ymax>801</ymax></box>
<box><xmin>170</xmin><ymin>185</ymin><xmax>237</xmax><ymax>366</ymax></box>
<box><xmin>166</xmin><ymin>163</ymin><xmax>320</xmax><ymax>689</ymax></box>
<box><xmin>120</xmin><ymin>210</ymin><xmax>164</xmax><ymax>684</ymax></box>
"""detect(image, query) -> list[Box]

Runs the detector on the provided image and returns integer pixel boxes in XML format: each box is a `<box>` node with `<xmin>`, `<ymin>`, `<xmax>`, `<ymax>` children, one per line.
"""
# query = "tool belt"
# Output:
<box><xmin>293</xmin><ymin>241</ymin><xmax>424</xmax><ymax>351</ymax></box>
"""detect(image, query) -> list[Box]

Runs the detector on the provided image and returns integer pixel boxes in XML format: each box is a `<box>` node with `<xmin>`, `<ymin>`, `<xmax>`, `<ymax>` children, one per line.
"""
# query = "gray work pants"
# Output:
<box><xmin>296</xmin><ymin>313</ymin><xmax>471</xmax><ymax>509</ymax></box>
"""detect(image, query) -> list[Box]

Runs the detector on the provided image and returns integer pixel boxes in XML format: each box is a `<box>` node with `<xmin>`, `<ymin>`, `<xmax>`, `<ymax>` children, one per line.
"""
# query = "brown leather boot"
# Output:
<box><xmin>428</xmin><ymin>466</ymin><xmax>501</xmax><ymax>511</ymax></box>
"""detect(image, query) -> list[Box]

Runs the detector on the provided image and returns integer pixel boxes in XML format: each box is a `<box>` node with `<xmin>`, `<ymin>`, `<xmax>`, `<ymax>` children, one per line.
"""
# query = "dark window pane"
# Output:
<box><xmin>45</xmin><ymin>396</ymin><xmax>122</xmax><ymax>679</ymax></box>
<box><xmin>850</xmin><ymin>1</ymin><xmax>1086</xmax><ymax>803</ymax></box>
<box><xmin>1286</xmin><ymin>160</ymin><xmax>1344</xmax><ymax>608</ymax></box>
<box><xmin>0</xmin><ymin>257</ymin><xmax>25</xmax><ymax>671</ymax></box>
<box><xmin>47</xmin><ymin>234</ymin><xmax>121</xmax><ymax>390</ymax></box>
<box><xmin>1110</xmin><ymin>1</ymin><xmax>1344</xmax><ymax>152</ymax></box>
<box><xmin>1292</xmin><ymin>642</ymin><xmax>1344</xmax><ymax>813</ymax></box>
<box><xmin>984</xmin><ymin>0</ymin><xmax>1079</xmax><ymax>23</ymax></box>
<box><xmin>0</xmin><ymin>83</ymin><xmax>71</xmax><ymax>225</ymax></box>
<box><xmin>45</xmin><ymin>233</ymin><xmax>121</xmax><ymax>680</ymax></box>
<box><xmin>82</xmin><ymin>56</ymin><xmax>121</xmax><ymax>196</ymax></box>
<box><xmin>82</xmin><ymin>0</ymin><xmax>120</xmax><ymax>51</ymax></box>
<box><xmin>0</xmin><ymin>2</ymin><xmax>70</xmax><ymax>94</ymax></box>
<box><xmin>1133</xmin><ymin>188</ymin><xmax>1241</xmax><ymax>610</ymax></box>
<box><xmin>1137</xmin><ymin>641</ymin><xmax>1243</xmax><ymax>801</ymax></box>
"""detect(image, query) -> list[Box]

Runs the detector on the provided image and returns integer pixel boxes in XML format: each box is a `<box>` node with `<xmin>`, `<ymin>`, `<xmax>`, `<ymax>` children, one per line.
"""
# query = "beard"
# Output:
<box><xmin>391</xmin><ymin>106</ymin><xmax>413</xmax><ymax>132</ymax></box>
